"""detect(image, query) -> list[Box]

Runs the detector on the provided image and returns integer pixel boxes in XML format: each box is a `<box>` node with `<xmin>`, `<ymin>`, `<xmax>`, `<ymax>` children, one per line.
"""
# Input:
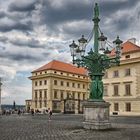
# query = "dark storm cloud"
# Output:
<box><xmin>0</xmin><ymin>51</ymin><xmax>43</xmax><ymax>62</ymax></box>
<box><xmin>62</xmin><ymin>25</ymin><xmax>91</xmax><ymax>39</ymax></box>
<box><xmin>99</xmin><ymin>0</ymin><xmax>139</xmax><ymax>16</ymax></box>
<box><xmin>36</xmin><ymin>0</ymin><xmax>91</xmax><ymax>39</ymax></box>
<box><xmin>114</xmin><ymin>16</ymin><xmax>133</xmax><ymax>31</ymax></box>
<box><xmin>8</xmin><ymin>0</ymin><xmax>38</xmax><ymax>12</ymax></box>
<box><xmin>9</xmin><ymin>54</ymin><xmax>41</xmax><ymax>61</ymax></box>
<box><xmin>38</xmin><ymin>0</ymin><xmax>140</xmax><ymax>40</ymax></box>
<box><xmin>10</xmin><ymin>38</ymin><xmax>45</xmax><ymax>48</ymax></box>
<box><xmin>137</xmin><ymin>10</ymin><xmax>140</xmax><ymax>19</ymax></box>
<box><xmin>40</xmin><ymin>0</ymin><xmax>91</xmax><ymax>25</ymax></box>
<box><xmin>0</xmin><ymin>11</ymin><xmax>6</xmax><ymax>18</ymax></box>
<box><xmin>0</xmin><ymin>21</ymin><xmax>33</xmax><ymax>32</ymax></box>
<box><xmin>0</xmin><ymin>1</ymin><xmax>36</xmax><ymax>33</ymax></box>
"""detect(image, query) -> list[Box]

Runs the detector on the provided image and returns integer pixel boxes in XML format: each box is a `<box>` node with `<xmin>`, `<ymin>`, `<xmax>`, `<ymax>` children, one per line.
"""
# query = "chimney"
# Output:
<box><xmin>128</xmin><ymin>38</ymin><xmax>136</xmax><ymax>44</ymax></box>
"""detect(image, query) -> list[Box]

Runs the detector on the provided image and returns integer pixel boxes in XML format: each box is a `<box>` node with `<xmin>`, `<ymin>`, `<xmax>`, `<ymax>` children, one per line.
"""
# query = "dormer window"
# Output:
<box><xmin>125</xmin><ymin>55</ymin><xmax>130</xmax><ymax>59</ymax></box>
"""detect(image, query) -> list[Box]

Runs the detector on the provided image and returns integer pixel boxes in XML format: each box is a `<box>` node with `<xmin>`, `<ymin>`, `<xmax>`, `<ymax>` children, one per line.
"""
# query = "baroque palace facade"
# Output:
<box><xmin>103</xmin><ymin>40</ymin><xmax>140</xmax><ymax>115</ymax></box>
<box><xmin>26</xmin><ymin>39</ymin><xmax>140</xmax><ymax>115</ymax></box>
<box><xmin>28</xmin><ymin>60</ymin><xmax>90</xmax><ymax>113</ymax></box>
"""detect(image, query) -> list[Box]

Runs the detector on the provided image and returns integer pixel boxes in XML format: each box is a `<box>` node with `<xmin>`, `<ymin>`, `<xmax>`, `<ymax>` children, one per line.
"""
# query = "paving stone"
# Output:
<box><xmin>0</xmin><ymin>114</ymin><xmax>140</xmax><ymax>140</ymax></box>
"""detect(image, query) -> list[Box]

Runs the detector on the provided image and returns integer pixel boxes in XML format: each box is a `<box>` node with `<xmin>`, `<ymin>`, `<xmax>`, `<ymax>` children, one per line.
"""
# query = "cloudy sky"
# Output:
<box><xmin>0</xmin><ymin>0</ymin><xmax>140</xmax><ymax>105</ymax></box>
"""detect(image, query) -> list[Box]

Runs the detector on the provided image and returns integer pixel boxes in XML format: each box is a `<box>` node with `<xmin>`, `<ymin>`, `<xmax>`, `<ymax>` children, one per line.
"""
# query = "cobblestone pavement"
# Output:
<box><xmin>0</xmin><ymin>114</ymin><xmax>140</xmax><ymax>140</ymax></box>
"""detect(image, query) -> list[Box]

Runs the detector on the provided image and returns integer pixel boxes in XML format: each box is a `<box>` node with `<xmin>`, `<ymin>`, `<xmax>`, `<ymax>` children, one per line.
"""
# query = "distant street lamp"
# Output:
<box><xmin>0</xmin><ymin>78</ymin><xmax>2</xmax><ymax>113</ymax></box>
<box><xmin>69</xmin><ymin>3</ymin><xmax>123</xmax><ymax>130</ymax></box>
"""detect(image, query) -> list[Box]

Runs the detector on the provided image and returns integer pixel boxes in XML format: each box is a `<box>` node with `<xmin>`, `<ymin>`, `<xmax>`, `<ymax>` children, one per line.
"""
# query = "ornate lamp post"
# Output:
<box><xmin>69</xmin><ymin>3</ymin><xmax>123</xmax><ymax>130</ymax></box>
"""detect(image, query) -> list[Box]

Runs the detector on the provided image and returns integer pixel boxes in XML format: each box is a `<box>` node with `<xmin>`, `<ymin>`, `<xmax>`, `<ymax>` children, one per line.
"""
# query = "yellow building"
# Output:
<box><xmin>103</xmin><ymin>40</ymin><xmax>140</xmax><ymax>115</ymax></box>
<box><xmin>29</xmin><ymin>60</ymin><xmax>89</xmax><ymax>113</ymax></box>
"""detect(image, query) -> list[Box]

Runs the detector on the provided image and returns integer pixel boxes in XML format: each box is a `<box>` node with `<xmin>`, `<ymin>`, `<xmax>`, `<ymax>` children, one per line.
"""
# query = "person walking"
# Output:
<box><xmin>18</xmin><ymin>109</ymin><xmax>21</xmax><ymax>116</ymax></box>
<box><xmin>31</xmin><ymin>109</ymin><xmax>34</xmax><ymax>116</ymax></box>
<box><xmin>48</xmin><ymin>108</ymin><xmax>52</xmax><ymax>120</ymax></box>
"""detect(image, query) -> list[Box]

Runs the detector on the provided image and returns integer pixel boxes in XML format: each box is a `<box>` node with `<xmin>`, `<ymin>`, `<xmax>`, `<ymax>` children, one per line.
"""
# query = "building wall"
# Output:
<box><xmin>103</xmin><ymin>51</ymin><xmax>140</xmax><ymax>115</ymax></box>
<box><xmin>30</xmin><ymin>69</ymin><xmax>89</xmax><ymax>113</ymax></box>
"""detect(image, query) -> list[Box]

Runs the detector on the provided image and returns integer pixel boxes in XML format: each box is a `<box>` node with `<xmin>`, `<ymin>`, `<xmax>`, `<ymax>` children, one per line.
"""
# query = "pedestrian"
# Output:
<box><xmin>18</xmin><ymin>109</ymin><xmax>21</xmax><ymax>116</ymax></box>
<box><xmin>31</xmin><ymin>109</ymin><xmax>34</xmax><ymax>116</ymax></box>
<box><xmin>48</xmin><ymin>108</ymin><xmax>52</xmax><ymax>120</ymax></box>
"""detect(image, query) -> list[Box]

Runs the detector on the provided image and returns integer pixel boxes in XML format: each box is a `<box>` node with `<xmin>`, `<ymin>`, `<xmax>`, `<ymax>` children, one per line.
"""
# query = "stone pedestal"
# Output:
<box><xmin>83</xmin><ymin>100</ymin><xmax>111</xmax><ymax>130</ymax></box>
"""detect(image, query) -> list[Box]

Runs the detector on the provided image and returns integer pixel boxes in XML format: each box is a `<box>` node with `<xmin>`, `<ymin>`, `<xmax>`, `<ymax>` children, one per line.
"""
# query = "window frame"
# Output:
<box><xmin>113</xmin><ymin>84</ymin><xmax>119</xmax><ymax>96</ymax></box>
<box><xmin>125</xmin><ymin>102</ymin><xmax>131</xmax><ymax>112</ymax></box>
<box><xmin>113</xmin><ymin>70</ymin><xmax>119</xmax><ymax>78</ymax></box>
<box><xmin>125</xmin><ymin>68</ymin><xmax>131</xmax><ymax>76</ymax></box>
<box><xmin>114</xmin><ymin>103</ymin><xmax>119</xmax><ymax>111</ymax></box>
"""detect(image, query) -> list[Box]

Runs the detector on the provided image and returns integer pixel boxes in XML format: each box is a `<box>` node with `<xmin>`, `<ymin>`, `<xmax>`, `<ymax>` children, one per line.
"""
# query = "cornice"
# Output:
<box><xmin>29</xmin><ymin>73</ymin><xmax>90</xmax><ymax>83</ymax></box>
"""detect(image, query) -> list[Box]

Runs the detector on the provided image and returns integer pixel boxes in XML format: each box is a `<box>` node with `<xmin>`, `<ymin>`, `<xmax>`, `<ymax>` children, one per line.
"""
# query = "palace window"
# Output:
<box><xmin>72</xmin><ymin>104</ymin><xmax>75</xmax><ymax>110</ymax></box>
<box><xmin>125</xmin><ymin>103</ymin><xmax>131</xmax><ymax>112</ymax></box>
<box><xmin>67</xmin><ymin>82</ymin><xmax>69</xmax><ymax>87</ymax></box>
<box><xmin>67</xmin><ymin>92</ymin><xmax>69</xmax><ymax>99</ymax></box>
<box><xmin>83</xmin><ymin>93</ymin><xmax>85</xmax><ymax>100</ymax></box>
<box><xmin>113</xmin><ymin>85</ymin><xmax>119</xmax><ymax>96</ymax></box>
<box><xmin>54</xmin><ymin>91</ymin><xmax>58</xmax><ymax>99</ymax></box>
<box><xmin>125</xmin><ymin>68</ymin><xmax>131</xmax><ymax>76</ymax></box>
<box><xmin>35</xmin><ymin>81</ymin><xmax>37</xmax><ymax>86</ymax></box>
<box><xmin>39</xmin><ymin>101</ymin><xmax>42</xmax><ymax>108</ymax></box>
<box><xmin>44</xmin><ymin>90</ymin><xmax>47</xmax><ymax>98</ymax></box>
<box><xmin>72</xmin><ymin>83</ymin><xmax>75</xmax><ymax>88</ymax></box>
<box><xmin>44</xmin><ymin>80</ymin><xmax>47</xmax><ymax>85</ymax></box>
<box><xmin>39</xmin><ymin>91</ymin><xmax>42</xmax><ymax>98</ymax></box>
<box><xmin>113</xmin><ymin>70</ymin><xmax>119</xmax><ymax>78</ymax></box>
<box><xmin>125</xmin><ymin>55</ymin><xmax>130</xmax><ymax>59</ymax></box>
<box><xmin>72</xmin><ymin>92</ymin><xmax>75</xmax><ymax>99</ymax></box>
<box><xmin>61</xmin><ymin>81</ymin><xmax>64</xmax><ymax>86</ymax></box>
<box><xmin>114</xmin><ymin>103</ymin><xmax>119</xmax><ymax>111</ymax></box>
<box><xmin>125</xmin><ymin>84</ymin><xmax>131</xmax><ymax>96</ymax></box>
<box><xmin>35</xmin><ymin>91</ymin><xmax>37</xmax><ymax>98</ymax></box>
<box><xmin>83</xmin><ymin>84</ymin><xmax>85</xmax><ymax>89</ymax></box>
<box><xmin>39</xmin><ymin>81</ymin><xmax>42</xmax><ymax>86</ymax></box>
<box><xmin>44</xmin><ymin>101</ymin><xmax>47</xmax><ymax>107</ymax></box>
<box><xmin>35</xmin><ymin>101</ymin><xmax>37</xmax><ymax>108</ymax></box>
<box><xmin>60</xmin><ymin>91</ymin><xmax>63</xmax><ymax>99</ymax></box>
<box><xmin>78</xmin><ymin>93</ymin><xmax>80</xmax><ymax>99</ymax></box>
<box><xmin>78</xmin><ymin>83</ymin><xmax>80</xmax><ymax>88</ymax></box>
<box><xmin>54</xmin><ymin>80</ymin><xmax>57</xmax><ymax>85</ymax></box>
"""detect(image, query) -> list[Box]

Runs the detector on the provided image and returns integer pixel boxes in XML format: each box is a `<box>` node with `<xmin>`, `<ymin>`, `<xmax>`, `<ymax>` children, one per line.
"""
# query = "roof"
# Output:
<box><xmin>110</xmin><ymin>41</ymin><xmax>140</xmax><ymax>56</ymax></box>
<box><xmin>32</xmin><ymin>60</ymin><xmax>87</xmax><ymax>76</ymax></box>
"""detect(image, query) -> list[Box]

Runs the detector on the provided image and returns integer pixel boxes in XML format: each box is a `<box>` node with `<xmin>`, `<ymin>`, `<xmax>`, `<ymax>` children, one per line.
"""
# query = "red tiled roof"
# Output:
<box><xmin>110</xmin><ymin>41</ymin><xmax>140</xmax><ymax>56</ymax></box>
<box><xmin>33</xmin><ymin>60</ymin><xmax>87</xmax><ymax>76</ymax></box>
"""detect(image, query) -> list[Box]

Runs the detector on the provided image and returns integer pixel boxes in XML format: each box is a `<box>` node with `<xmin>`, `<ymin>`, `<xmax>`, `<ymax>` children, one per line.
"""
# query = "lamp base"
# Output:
<box><xmin>83</xmin><ymin>101</ymin><xmax>111</xmax><ymax>130</ymax></box>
